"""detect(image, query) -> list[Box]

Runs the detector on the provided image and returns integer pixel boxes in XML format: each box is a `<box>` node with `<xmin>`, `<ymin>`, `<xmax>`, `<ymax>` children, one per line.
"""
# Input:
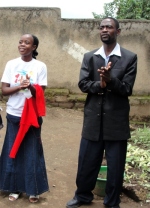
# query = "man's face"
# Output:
<box><xmin>99</xmin><ymin>19</ymin><xmax>120</xmax><ymax>44</ymax></box>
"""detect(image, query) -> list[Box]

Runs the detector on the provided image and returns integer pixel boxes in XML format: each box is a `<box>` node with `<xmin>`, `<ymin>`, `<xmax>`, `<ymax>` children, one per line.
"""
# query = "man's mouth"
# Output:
<box><xmin>101</xmin><ymin>34</ymin><xmax>109</xmax><ymax>38</ymax></box>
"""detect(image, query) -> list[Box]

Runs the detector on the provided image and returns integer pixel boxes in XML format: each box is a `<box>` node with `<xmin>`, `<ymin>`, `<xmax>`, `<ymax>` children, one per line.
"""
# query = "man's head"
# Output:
<box><xmin>99</xmin><ymin>17</ymin><xmax>121</xmax><ymax>45</ymax></box>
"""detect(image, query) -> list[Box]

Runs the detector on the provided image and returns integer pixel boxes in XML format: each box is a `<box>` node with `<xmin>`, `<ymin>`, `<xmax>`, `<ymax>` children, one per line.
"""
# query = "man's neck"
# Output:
<box><xmin>103</xmin><ymin>42</ymin><xmax>117</xmax><ymax>57</ymax></box>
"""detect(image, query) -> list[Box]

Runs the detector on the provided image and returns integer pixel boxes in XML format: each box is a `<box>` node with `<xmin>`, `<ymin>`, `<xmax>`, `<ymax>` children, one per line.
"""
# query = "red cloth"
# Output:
<box><xmin>9</xmin><ymin>84</ymin><xmax>46</xmax><ymax>158</ymax></box>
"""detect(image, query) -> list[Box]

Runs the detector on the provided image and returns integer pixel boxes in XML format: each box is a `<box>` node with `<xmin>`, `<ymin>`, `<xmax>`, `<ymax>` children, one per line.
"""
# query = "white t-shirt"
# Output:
<box><xmin>1</xmin><ymin>57</ymin><xmax>47</xmax><ymax>117</ymax></box>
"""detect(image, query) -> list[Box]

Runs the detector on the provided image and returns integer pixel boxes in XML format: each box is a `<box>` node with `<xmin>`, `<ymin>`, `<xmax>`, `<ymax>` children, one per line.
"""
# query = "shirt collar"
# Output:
<box><xmin>94</xmin><ymin>43</ymin><xmax>121</xmax><ymax>59</ymax></box>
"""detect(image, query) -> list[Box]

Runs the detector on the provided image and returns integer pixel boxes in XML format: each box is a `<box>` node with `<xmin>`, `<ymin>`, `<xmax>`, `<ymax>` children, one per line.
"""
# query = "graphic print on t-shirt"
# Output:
<box><xmin>14</xmin><ymin>69</ymin><xmax>34</xmax><ymax>86</ymax></box>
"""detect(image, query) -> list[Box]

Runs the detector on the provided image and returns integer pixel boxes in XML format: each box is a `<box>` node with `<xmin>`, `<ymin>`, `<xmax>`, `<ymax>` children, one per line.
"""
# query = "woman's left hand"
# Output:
<box><xmin>20</xmin><ymin>74</ymin><xmax>30</xmax><ymax>89</ymax></box>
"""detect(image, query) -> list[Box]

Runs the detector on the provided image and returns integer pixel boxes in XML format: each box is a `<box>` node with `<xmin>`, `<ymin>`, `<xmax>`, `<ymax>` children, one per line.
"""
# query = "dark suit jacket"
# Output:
<box><xmin>78</xmin><ymin>47</ymin><xmax>137</xmax><ymax>141</ymax></box>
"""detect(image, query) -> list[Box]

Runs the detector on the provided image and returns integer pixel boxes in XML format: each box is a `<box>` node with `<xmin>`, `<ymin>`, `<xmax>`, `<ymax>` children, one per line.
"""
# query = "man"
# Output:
<box><xmin>66</xmin><ymin>17</ymin><xmax>137</xmax><ymax>208</ymax></box>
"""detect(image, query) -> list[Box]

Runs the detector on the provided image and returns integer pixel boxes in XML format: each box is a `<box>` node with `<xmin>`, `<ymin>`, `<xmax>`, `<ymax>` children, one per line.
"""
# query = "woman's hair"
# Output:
<box><xmin>31</xmin><ymin>34</ymin><xmax>39</xmax><ymax>59</ymax></box>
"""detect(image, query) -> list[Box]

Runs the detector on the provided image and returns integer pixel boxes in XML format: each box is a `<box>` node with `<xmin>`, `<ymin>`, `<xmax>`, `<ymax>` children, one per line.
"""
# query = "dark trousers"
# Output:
<box><xmin>75</xmin><ymin>137</ymin><xmax>127</xmax><ymax>207</ymax></box>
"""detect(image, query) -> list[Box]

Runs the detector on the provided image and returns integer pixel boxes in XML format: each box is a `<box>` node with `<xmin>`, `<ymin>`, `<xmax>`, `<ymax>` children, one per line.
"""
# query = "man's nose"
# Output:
<box><xmin>103</xmin><ymin>27</ymin><xmax>108</xmax><ymax>31</ymax></box>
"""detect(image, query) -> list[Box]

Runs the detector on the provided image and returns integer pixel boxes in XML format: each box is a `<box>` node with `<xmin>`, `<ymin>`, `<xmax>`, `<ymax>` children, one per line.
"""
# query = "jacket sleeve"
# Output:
<box><xmin>107</xmin><ymin>54</ymin><xmax>137</xmax><ymax>96</ymax></box>
<box><xmin>78</xmin><ymin>53</ymin><xmax>104</xmax><ymax>94</ymax></box>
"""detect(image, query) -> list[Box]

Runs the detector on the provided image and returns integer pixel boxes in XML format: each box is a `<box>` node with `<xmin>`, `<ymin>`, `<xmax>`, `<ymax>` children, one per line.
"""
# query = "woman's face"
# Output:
<box><xmin>18</xmin><ymin>34</ymin><xmax>36</xmax><ymax>60</ymax></box>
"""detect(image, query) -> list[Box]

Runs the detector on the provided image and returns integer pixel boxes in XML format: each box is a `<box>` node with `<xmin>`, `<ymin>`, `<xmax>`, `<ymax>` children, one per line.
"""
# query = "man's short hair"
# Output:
<box><xmin>101</xmin><ymin>17</ymin><xmax>120</xmax><ymax>29</ymax></box>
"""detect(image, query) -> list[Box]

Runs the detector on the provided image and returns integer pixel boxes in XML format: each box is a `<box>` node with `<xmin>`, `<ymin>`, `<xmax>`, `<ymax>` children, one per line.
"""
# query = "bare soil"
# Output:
<box><xmin>0</xmin><ymin>104</ymin><xmax>149</xmax><ymax>208</ymax></box>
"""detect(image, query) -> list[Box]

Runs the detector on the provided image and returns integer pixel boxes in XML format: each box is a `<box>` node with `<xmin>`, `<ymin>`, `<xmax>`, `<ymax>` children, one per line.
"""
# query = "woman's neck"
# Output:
<box><xmin>21</xmin><ymin>56</ymin><xmax>32</xmax><ymax>62</ymax></box>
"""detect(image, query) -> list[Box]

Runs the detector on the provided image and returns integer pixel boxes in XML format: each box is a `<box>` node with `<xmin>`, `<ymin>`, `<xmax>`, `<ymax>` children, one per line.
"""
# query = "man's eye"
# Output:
<box><xmin>107</xmin><ymin>25</ymin><xmax>113</xmax><ymax>29</ymax></box>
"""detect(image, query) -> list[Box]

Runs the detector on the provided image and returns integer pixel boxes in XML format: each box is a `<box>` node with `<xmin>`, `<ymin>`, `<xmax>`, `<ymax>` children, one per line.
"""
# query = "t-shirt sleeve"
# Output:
<box><xmin>1</xmin><ymin>61</ymin><xmax>11</xmax><ymax>84</ymax></box>
<box><xmin>37</xmin><ymin>63</ymin><xmax>47</xmax><ymax>86</ymax></box>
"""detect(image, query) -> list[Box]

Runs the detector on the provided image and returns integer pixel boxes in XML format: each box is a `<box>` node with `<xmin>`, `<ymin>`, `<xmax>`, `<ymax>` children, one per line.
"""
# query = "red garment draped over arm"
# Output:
<box><xmin>9</xmin><ymin>84</ymin><xmax>46</xmax><ymax>158</ymax></box>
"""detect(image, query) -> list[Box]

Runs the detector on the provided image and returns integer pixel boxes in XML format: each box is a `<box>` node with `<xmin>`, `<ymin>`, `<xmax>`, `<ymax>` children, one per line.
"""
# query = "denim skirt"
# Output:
<box><xmin>0</xmin><ymin>113</ymin><xmax>49</xmax><ymax>196</ymax></box>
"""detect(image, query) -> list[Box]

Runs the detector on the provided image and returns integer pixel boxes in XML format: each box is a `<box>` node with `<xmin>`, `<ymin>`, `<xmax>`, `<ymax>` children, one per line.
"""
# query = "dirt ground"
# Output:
<box><xmin>0</xmin><ymin>104</ymin><xmax>149</xmax><ymax>208</ymax></box>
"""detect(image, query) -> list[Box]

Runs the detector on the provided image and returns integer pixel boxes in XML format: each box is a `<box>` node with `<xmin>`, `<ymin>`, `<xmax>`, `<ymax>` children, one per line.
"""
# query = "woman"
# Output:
<box><xmin>0</xmin><ymin>34</ymin><xmax>49</xmax><ymax>203</ymax></box>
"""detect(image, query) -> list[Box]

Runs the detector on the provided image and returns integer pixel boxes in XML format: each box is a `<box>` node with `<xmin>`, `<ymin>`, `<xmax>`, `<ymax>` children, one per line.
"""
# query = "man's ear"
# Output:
<box><xmin>117</xmin><ymin>28</ymin><xmax>121</xmax><ymax>36</ymax></box>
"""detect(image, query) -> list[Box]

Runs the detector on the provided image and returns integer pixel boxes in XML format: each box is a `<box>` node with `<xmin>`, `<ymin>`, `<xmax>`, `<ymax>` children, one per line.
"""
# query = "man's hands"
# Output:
<box><xmin>98</xmin><ymin>62</ymin><xmax>111</xmax><ymax>88</ymax></box>
<box><xmin>19</xmin><ymin>74</ymin><xmax>30</xmax><ymax>90</ymax></box>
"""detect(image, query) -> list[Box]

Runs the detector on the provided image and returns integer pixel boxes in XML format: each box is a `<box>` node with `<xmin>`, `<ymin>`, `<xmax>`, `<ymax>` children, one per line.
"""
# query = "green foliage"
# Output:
<box><xmin>130</xmin><ymin>125</ymin><xmax>150</xmax><ymax>149</ymax></box>
<box><xmin>124</xmin><ymin>126</ymin><xmax>150</xmax><ymax>190</ymax></box>
<box><xmin>125</xmin><ymin>144</ymin><xmax>150</xmax><ymax>184</ymax></box>
<box><xmin>92</xmin><ymin>0</ymin><xmax>150</xmax><ymax>20</ymax></box>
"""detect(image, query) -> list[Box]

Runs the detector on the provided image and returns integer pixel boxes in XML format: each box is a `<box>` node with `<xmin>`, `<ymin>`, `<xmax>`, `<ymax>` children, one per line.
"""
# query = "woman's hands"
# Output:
<box><xmin>19</xmin><ymin>74</ymin><xmax>30</xmax><ymax>90</ymax></box>
<box><xmin>19</xmin><ymin>74</ymin><xmax>36</xmax><ymax>97</ymax></box>
<box><xmin>1</xmin><ymin>74</ymin><xmax>31</xmax><ymax>96</ymax></box>
<box><xmin>98</xmin><ymin>62</ymin><xmax>112</xmax><ymax>88</ymax></box>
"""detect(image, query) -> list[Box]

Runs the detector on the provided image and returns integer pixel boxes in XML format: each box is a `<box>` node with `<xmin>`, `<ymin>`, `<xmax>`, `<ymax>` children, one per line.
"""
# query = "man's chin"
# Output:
<box><xmin>102</xmin><ymin>40</ymin><xmax>111</xmax><ymax>44</ymax></box>
<box><xmin>101</xmin><ymin>37</ymin><xmax>110</xmax><ymax>43</ymax></box>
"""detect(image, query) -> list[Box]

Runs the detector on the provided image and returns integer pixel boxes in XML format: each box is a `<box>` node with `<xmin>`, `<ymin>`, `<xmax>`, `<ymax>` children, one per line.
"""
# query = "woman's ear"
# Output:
<box><xmin>32</xmin><ymin>45</ymin><xmax>37</xmax><ymax>51</ymax></box>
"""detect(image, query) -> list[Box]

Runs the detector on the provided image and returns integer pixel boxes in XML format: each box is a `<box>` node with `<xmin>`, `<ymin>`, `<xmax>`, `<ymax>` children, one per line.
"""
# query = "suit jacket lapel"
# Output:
<box><xmin>94</xmin><ymin>54</ymin><xmax>119</xmax><ymax>69</ymax></box>
<box><xmin>94</xmin><ymin>54</ymin><xmax>105</xmax><ymax>69</ymax></box>
<box><xmin>92</xmin><ymin>54</ymin><xmax>105</xmax><ymax>81</ymax></box>
<box><xmin>108</xmin><ymin>55</ymin><xmax>120</xmax><ymax>68</ymax></box>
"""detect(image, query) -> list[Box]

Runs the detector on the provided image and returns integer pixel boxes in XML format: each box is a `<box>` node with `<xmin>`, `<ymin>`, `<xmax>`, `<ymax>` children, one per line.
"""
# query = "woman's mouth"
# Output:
<box><xmin>19</xmin><ymin>48</ymin><xmax>25</xmax><ymax>52</ymax></box>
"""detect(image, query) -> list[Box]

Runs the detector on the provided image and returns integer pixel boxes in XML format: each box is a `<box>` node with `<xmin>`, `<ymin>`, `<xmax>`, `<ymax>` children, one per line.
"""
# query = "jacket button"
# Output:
<box><xmin>97</xmin><ymin>114</ymin><xmax>100</xmax><ymax>116</ymax></box>
<box><xmin>103</xmin><ymin>113</ymin><xmax>106</xmax><ymax>115</ymax></box>
<box><xmin>107</xmin><ymin>89</ymin><xmax>111</xmax><ymax>92</ymax></box>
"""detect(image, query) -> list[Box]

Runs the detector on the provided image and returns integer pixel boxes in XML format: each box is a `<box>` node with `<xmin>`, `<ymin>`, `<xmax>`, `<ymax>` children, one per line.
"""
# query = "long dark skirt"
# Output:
<box><xmin>0</xmin><ymin>113</ymin><xmax>49</xmax><ymax>196</ymax></box>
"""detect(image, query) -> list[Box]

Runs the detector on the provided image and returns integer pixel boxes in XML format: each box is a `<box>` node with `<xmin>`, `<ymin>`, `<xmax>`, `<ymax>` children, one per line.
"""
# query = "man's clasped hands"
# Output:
<box><xmin>98</xmin><ymin>62</ymin><xmax>112</xmax><ymax>88</ymax></box>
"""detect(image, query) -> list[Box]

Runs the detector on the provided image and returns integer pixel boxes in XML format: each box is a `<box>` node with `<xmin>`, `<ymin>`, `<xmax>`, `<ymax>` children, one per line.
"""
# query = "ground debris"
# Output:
<box><xmin>122</xmin><ymin>183</ymin><xmax>149</xmax><ymax>202</ymax></box>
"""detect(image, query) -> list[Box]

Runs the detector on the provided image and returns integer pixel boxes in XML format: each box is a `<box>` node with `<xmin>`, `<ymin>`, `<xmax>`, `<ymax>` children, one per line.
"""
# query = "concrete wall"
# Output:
<box><xmin>0</xmin><ymin>7</ymin><xmax>150</xmax><ymax>95</ymax></box>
